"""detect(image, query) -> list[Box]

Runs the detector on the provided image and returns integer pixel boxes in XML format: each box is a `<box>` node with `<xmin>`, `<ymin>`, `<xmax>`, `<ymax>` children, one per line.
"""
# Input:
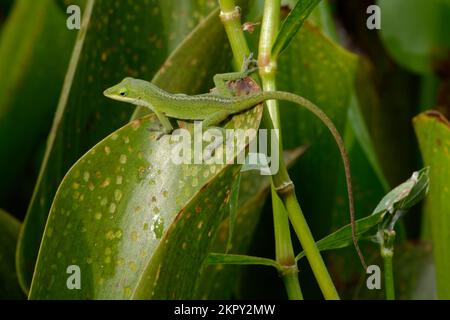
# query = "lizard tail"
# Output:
<box><xmin>252</xmin><ymin>91</ymin><xmax>368</xmax><ymax>270</ymax></box>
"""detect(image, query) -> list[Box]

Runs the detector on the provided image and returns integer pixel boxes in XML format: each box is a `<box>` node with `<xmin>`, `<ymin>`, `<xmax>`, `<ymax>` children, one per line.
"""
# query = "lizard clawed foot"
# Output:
<box><xmin>241</xmin><ymin>53</ymin><xmax>259</xmax><ymax>74</ymax></box>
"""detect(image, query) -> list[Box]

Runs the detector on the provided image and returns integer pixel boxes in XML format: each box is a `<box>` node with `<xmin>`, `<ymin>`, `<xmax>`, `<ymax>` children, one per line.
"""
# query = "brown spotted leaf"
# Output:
<box><xmin>29</xmin><ymin>95</ymin><xmax>263</xmax><ymax>299</ymax></box>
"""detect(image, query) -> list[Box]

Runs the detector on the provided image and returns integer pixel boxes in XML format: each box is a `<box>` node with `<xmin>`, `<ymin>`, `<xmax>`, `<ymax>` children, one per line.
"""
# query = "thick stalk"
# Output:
<box><xmin>219</xmin><ymin>0</ymin><xmax>251</xmax><ymax>69</ymax></box>
<box><xmin>258</xmin><ymin>0</ymin><xmax>339</xmax><ymax>300</ymax></box>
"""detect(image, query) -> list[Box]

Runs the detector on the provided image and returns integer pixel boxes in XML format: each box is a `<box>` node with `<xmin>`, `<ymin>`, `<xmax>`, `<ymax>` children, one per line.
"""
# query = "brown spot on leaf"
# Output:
<box><xmin>424</xmin><ymin>110</ymin><xmax>450</xmax><ymax>128</ymax></box>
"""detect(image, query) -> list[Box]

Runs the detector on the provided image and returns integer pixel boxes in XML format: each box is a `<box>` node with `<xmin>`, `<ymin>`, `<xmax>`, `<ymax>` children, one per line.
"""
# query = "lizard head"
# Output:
<box><xmin>103</xmin><ymin>77</ymin><xmax>149</xmax><ymax>106</ymax></box>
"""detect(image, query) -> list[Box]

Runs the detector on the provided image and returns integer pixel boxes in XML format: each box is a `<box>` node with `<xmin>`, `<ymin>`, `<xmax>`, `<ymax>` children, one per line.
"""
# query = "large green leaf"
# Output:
<box><xmin>29</xmin><ymin>98</ymin><xmax>263</xmax><ymax>299</ymax></box>
<box><xmin>306</xmin><ymin>5</ymin><xmax>397</xmax><ymax>295</ymax></box>
<box><xmin>333</xmin><ymin>1</ymin><xmax>420</xmax><ymax>189</ymax></box>
<box><xmin>0</xmin><ymin>0</ymin><xmax>76</xmax><ymax>211</ymax></box>
<box><xmin>314</xmin><ymin>9</ymin><xmax>390</xmax><ymax>230</ymax></box>
<box><xmin>307</xmin><ymin>0</ymin><xmax>338</xmax><ymax>41</ymax></box>
<box><xmin>378</xmin><ymin>0</ymin><xmax>450</xmax><ymax>74</ymax></box>
<box><xmin>0</xmin><ymin>209</ymin><xmax>23</xmax><ymax>299</ymax></box>
<box><xmin>308</xmin><ymin>1</ymin><xmax>390</xmax><ymax>225</ymax></box>
<box><xmin>414</xmin><ymin>111</ymin><xmax>450</xmax><ymax>299</ymax></box>
<box><xmin>17</xmin><ymin>0</ymin><xmax>220</xmax><ymax>292</ymax></box>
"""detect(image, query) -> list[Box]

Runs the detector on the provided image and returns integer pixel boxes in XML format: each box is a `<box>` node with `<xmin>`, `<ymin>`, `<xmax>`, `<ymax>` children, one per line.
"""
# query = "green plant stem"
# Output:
<box><xmin>284</xmin><ymin>192</ymin><xmax>339</xmax><ymax>299</ymax></box>
<box><xmin>258</xmin><ymin>0</ymin><xmax>304</xmax><ymax>300</ymax></box>
<box><xmin>257</xmin><ymin>0</ymin><xmax>339</xmax><ymax>300</ymax></box>
<box><xmin>383</xmin><ymin>254</ymin><xmax>395</xmax><ymax>300</ymax></box>
<box><xmin>272</xmin><ymin>187</ymin><xmax>303</xmax><ymax>300</ymax></box>
<box><xmin>282</xmin><ymin>272</ymin><xmax>304</xmax><ymax>300</ymax></box>
<box><xmin>218</xmin><ymin>0</ymin><xmax>303</xmax><ymax>300</ymax></box>
<box><xmin>219</xmin><ymin>0</ymin><xmax>251</xmax><ymax>69</ymax></box>
<box><xmin>258</xmin><ymin>0</ymin><xmax>281</xmax><ymax>128</ymax></box>
<box><xmin>381</xmin><ymin>229</ymin><xmax>396</xmax><ymax>300</ymax></box>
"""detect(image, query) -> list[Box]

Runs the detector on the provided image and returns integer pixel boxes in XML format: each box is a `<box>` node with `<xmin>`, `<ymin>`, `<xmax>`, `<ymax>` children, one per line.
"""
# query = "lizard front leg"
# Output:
<box><xmin>212</xmin><ymin>54</ymin><xmax>258</xmax><ymax>96</ymax></box>
<box><xmin>147</xmin><ymin>110</ymin><xmax>175</xmax><ymax>139</ymax></box>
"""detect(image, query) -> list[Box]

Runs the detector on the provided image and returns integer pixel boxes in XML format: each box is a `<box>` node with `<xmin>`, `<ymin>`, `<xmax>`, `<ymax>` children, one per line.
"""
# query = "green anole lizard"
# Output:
<box><xmin>103</xmin><ymin>58</ymin><xmax>367</xmax><ymax>269</ymax></box>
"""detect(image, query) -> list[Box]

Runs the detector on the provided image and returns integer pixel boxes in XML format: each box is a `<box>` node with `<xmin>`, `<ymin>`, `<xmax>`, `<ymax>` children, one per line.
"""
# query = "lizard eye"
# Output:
<box><xmin>119</xmin><ymin>90</ymin><xmax>128</xmax><ymax>97</ymax></box>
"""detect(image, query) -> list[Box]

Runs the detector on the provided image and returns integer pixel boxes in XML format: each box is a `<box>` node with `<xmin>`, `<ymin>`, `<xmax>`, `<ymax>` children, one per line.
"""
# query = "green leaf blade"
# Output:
<box><xmin>296</xmin><ymin>211</ymin><xmax>384</xmax><ymax>262</ymax></box>
<box><xmin>272</xmin><ymin>0</ymin><xmax>322</xmax><ymax>59</ymax></box>
<box><xmin>414</xmin><ymin>111</ymin><xmax>450</xmax><ymax>299</ymax></box>
<box><xmin>207</xmin><ymin>253</ymin><xmax>281</xmax><ymax>271</ymax></box>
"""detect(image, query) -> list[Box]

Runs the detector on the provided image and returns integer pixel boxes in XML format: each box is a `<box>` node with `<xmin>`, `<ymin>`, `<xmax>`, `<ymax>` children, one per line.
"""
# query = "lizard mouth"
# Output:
<box><xmin>103</xmin><ymin>88</ymin><xmax>116</xmax><ymax>98</ymax></box>
<box><xmin>103</xmin><ymin>89</ymin><xmax>126</xmax><ymax>102</ymax></box>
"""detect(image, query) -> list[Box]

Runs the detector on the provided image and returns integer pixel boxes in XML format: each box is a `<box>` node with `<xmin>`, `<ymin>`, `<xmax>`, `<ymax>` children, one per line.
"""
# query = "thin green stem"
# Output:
<box><xmin>383</xmin><ymin>254</ymin><xmax>395</xmax><ymax>300</ymax></box>
<box><xmin>257</xmin><ymin>0</ymin><xmax>339</xmax><ymax>300</ymax></box>
<box><xmin>258</xmin><ymin>0</ymin><xmax>281</xmax><ymax>128</ymax></box>
<box><xmin>381</xmin><ymin>229</ymin><xmax>396</xmax><ymax>300</ymax></box>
